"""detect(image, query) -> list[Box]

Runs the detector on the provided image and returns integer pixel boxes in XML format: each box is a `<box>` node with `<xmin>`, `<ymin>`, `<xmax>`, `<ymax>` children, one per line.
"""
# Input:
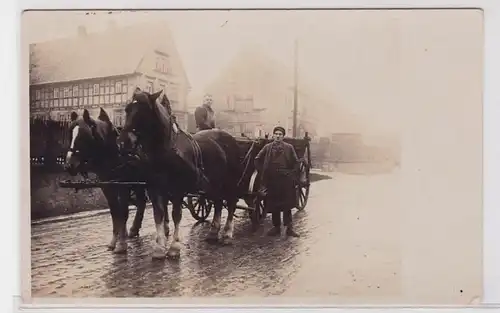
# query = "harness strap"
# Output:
<box><xmin>190</xmin><ymin>137</ymin><xmax>209</xmax><ymax>190</ymax></box>
<box><xmin>174</xmin><ymin>130</ymin><xmax>209</xmax><ymax>191</ymax></box>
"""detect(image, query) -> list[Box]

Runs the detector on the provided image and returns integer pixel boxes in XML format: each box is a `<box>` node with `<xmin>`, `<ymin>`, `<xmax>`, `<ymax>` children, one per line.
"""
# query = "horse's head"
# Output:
<box><xmin>64</xmin><ymin>108</ymin><xmax>119</xmax><ymax>176</ymax></box>
<box><xmin>118</xmin><ymin>88</ymin><xmax>173</xmax><ymax>154</ymax></box>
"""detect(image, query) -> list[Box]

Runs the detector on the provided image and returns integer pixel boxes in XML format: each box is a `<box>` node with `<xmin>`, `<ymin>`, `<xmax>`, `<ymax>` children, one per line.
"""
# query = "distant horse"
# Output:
<box><xmin>64</xmin><ymin>108</ymin><xmax>148</xmax><ymax>254</ymax></box>
<box><xmin>118</xmin><ymin>89</ymin><xmax>244</xmax><ymax>260</ymax></box>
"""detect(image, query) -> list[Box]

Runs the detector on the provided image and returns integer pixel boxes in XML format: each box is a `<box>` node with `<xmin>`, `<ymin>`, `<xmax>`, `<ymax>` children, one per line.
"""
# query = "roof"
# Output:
<box><xmin>29</xmin><ymin>21</ymin><xmax>190</xmax><ymax>87</ymax></box>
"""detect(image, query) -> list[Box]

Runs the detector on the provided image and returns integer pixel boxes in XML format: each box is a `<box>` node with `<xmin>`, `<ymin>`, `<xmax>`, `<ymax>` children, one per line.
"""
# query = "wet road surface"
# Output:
<box><xmin>31</xmin><ymin>169</ymin><xmax>401</xmax><ymax>298</ymax></box>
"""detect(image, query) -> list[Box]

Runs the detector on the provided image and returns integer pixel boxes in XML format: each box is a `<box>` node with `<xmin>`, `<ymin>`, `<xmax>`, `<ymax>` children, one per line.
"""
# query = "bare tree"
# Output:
<box><xmin>29</xmin><ymin>48</ymin><xmax>40</xmax><ymax>85</ymax></box>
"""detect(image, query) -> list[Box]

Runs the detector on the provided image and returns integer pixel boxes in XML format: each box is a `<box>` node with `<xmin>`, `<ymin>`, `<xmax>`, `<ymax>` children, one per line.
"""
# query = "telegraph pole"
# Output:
<box><xmin>292</xmin><ymin>38</ymin><xmax>298</xmax><ymax>138</ymax></box>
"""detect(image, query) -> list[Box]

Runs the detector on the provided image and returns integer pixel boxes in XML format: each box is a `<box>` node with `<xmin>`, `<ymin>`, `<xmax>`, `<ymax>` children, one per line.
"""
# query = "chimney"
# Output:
<box><xmin>77</xmin><ymin>25</ymin><xmax>87</xmax><ymax>37</ymax></box>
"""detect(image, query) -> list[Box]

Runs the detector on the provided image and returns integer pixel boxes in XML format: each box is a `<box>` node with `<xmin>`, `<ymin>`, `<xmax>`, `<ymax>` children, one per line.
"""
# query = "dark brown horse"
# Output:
<box><xmin>64</xmin><ymin>108</ymin><xmax>148</xmax><ymax>254</ymax></box>
<box><xmin>118</xmin><ymin>89</ymin><xmax>244</xmax><ymax>259</ymax></box>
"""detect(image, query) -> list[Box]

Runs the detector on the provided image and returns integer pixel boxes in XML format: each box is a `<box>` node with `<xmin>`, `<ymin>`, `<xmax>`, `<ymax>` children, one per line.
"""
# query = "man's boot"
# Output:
<box><xmin>286</xmin><ymin>226</ymin><xmax>299</xmax><ymax>237</ymax></box>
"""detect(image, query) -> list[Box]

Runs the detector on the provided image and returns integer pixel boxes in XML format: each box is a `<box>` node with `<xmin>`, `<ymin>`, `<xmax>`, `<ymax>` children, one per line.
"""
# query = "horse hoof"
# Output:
<box><xmin>107</xmin><ymin>240</ymin><xmax>117</xmax><ymax>251</ymax></box>
<box><xmin>128</xmin><ymin>229</ymin><xmax>140</xmax><ymax>238</ymax></box>
<box><xmin>222</xmin><ymin>237</ymin><xmax>234</xmax><ymax>246</ymax></box>
<box><xmin>167</xmin><ymin>249</ymin><xmax>180</xmax><ymax>260</ymax></box>
<box><xmin>113</xmin><ymin>243</ymin><xmax>128</xmax><ymax>254</ymax></box>
<box><xmin>152</xmin><ymin>248</ymin><xmax>166</xmax><ymax>260</ymax></box>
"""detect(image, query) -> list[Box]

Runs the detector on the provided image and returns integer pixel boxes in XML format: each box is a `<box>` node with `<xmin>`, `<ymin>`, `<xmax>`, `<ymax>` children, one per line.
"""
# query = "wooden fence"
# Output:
<box><xmin>30</xmin><ymin>117</ymin><xmax>72</xmax><ymax>168</ymax></box>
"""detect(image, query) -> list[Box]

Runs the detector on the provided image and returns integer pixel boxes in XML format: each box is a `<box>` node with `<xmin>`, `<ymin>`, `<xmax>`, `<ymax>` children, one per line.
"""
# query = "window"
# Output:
<box><xmin>68</xmin><ymin>98</ymin><xmax>73</xmax><ymax>106</ymax></box>
<box><xmin>105</xmin><ymin>85</ymin><xmax>109</xmax><ymax>95</ymax></box>
<box><xmin>73</xmin><ymin>86</ymin><xmax>78</xmax><ymax>97</ymax></box>
<box><xmin>49</xmin><ymin>99</ymin><xmax>53</xmax><ymax>107</ymax></box>
<box><xmin>100</xmin><ymin>95</ymin><xmax>105</xmax><ymax>104</ymax></box>
<box><xmin>88</xmin><ymin>96</ymin><xmax>93</xmax><ymax>105</ymax></box>
<box><xmin>115</xmin><ymin>81</ymin><xmax>122</xmax><ymax>93</ymax></box>
<box><xmin>93</xmin><ymin>84</ymin><xmax>99</xmax><ymax>95</ymax></box>
<box><xmin>114</xmin><ymin>114</ymin><xmax>122</xmax><ymax>126</ymax></box>
<box><xmin>93</xmin><ymin>96</ymin><xmax>99</xmax><ymax>105</ymax></box>
<box><xmin>105</xmin><ymin>95</ymin><xmax>110</xmax><ymax>103</ymax></box>
<box><xmin>84</xmin><ymin>87</ymin><xmax>88</xmax><ymax>97</ymax></box>
<box><xmin>35</xmin><ymin>90</ymin><xmax>41</xmax><ymax>100</ymax></box>
<box><xmin>115</xmin><ymin>95</ymin><xmax>121</xmax><ymax>103</ymax></box>
<box><xmin>123</xmin><ymin>83</ymin><xmax>128</xmax><ymax>94</ymax></box>
<box><xmin>146</xmin><ymin>81</ymin><xmax>154</xmax><ymax>93</ymax></box>
<box><xmin>74</xmin><ymin>98</ymin><xmax>79</xmax><ymax>106</ymax></box>
<box><xmin>79</xmin><ymin>85</ymin><xmax>84</xmax><ymax>97</ymax></box>
<box><xmin>54</xmin><ymin>99</ymin><xmax>59</xmax><ymax>107</ymax></box>
<box><xmin>63</xmin><ymin>87</ymin><xmax>69</xmax><ymax>98</ymax></box>
<box><xmin>84</xmin><ymin>97</ymin><xmax>88</xmax><ymax>105</ymax></box>
<box><xmin>100</xmin><ymin>86</ymin><xmax>105</xmax><ymax>95</ymax></box>
<box><xmin>155</xmin><ymin>56</ymin><xmax>169</xmax><ymax>73</ymax></box>
<box><xmin>110</xmin><ymin>84</ymin><xmax>115</xmax><ymax>94</ymax></box>
<box><xmin>54</xmin><ymin>88</ymin><xmax>59</xmax><ymax>99</ymax></box>
<box><xmin>122</xmin><ymin>94</ymin><xmax>128</xmax><ymax>102</ymax></box>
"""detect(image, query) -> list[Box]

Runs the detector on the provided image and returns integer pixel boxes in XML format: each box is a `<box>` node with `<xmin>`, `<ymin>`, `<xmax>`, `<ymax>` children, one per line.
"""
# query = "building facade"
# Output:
<box><xmin>219</xmin><ymin>94</ymin><xmax>267</xmax><ymax>137</ymax></box>
<box><xmin>29</xmin><ymin>21</ymin><xmax>191</xmax><ymax>128</ymax></box>
<box><xmin>203</xmin><ymin>49</ymin><xmax>320</xmax><ymax>139</ymax></box>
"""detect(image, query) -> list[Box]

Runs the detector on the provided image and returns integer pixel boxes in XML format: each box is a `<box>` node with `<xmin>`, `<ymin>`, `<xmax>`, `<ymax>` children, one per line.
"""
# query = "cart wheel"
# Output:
<box><xmin>297</xmin><ymin>146</ymin><xmax>311</xmax><ymax>211</ymax></box>
<box><xmin>250</xmin><ymin>195</ymin><xmax>265</xmax><ymax>229</ymax></box>
<box><xmin>187</xmin><ymin>196</ymin><xmax>212</xmax><ymax>222</ymax></box>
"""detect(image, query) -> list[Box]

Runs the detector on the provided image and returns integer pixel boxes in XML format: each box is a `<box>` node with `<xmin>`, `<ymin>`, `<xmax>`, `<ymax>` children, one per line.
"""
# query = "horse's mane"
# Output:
<box><xmin>153</xmin><ymin>94</ymin><xmax>194</xmax><ymax>139</ymax></box>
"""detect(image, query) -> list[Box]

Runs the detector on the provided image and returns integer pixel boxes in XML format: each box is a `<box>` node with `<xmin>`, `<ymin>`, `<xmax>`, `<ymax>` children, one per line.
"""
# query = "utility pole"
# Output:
<box><xmin>292</xmin><ymin>38</ymin><xmax>299</xmax><ymax>138</ymax></box>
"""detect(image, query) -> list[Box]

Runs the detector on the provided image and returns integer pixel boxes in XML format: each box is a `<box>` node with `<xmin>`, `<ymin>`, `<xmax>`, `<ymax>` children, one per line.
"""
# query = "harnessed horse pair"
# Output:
<box><xmin>64</xmin><ymin>89</ymin><xmax>245</xmax><ymax>260</ymax></box>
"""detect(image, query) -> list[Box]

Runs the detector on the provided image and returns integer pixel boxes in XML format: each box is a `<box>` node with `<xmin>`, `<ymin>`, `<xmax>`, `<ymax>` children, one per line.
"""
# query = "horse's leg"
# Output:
<box><xmin>164</xmin><ymin>199</ymin><xmax>170</xmax><ymax>237</ymax></box>
<box><xmin>206</xmin><ymin>200</ymin><xmax>223</xmax><ymax>243</ymax></box>
<box><xmin>129</xmin><ymin>187</ymin><xmax>146</xmax><ymax>238</ymax></box>
<box><xmin>113</xmin><ymin>187</ymin><xmax>130</xmax><ymax>254</ymax></box>
<box><xmin>101</xmin><ymin>187</ymin><xmax>120</xmax><ymax>251</ymax></box>
<box><xmin>167</xmin><ymin>196</ymin><xmax>183</xmax><ymax>259</ymax></box>
<box><xmin>222</xmin><ymin>198</ymin><xmax>238</xmax><ymax>245</ymax></box>
<box><xmin>148</xmin><ymin>188</ymin><xmax>168</xmax><ymax>260</ymax></box>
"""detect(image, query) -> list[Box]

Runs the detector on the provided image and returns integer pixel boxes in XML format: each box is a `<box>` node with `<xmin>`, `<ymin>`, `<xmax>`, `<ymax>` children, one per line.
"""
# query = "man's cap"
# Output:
<box><xmin>273</xmin><ymin>126</ymin><xmax>286</xmax><ymax>135</ymax></box>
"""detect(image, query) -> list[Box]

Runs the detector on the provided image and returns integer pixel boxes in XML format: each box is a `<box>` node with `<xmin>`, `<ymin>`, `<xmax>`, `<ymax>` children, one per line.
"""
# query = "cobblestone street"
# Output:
<box><xmin>31</xmin><ymin>170</ymin><xmax>401</xmax><ymax>299</ymax></box>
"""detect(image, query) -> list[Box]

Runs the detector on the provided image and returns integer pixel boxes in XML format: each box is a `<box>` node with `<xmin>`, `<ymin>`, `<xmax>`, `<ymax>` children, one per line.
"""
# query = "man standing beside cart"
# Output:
<box><xmin>255</xmin><ymin>125</ymin><xmax>300</xmax><ymax>237</ymax></box>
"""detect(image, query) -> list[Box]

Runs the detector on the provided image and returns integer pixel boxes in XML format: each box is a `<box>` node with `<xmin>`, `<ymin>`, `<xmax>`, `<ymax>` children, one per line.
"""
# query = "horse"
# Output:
<box><xmin>117</xmin><ymin>89</ymin><xmax>244</xmax><ymax>260</ymax></box>
<box><xmin>64</xmin><ymin>108</ymin><xmax>148</xmax><ymax>254</ymax></box>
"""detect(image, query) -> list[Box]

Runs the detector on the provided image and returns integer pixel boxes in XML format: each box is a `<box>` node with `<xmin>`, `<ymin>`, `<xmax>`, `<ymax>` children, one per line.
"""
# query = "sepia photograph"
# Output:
<box><xmin>22</xmin><ymin>8</ymin><xmax>483</xmax><ymax>305</ymax></box>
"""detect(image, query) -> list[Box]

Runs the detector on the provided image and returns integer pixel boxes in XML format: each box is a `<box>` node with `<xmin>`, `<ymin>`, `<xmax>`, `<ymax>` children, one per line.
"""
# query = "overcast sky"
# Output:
<box><xmin>22</xmin><ymin>9</ymin><xmax>482</xmax><ymax>138</ymax></box>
